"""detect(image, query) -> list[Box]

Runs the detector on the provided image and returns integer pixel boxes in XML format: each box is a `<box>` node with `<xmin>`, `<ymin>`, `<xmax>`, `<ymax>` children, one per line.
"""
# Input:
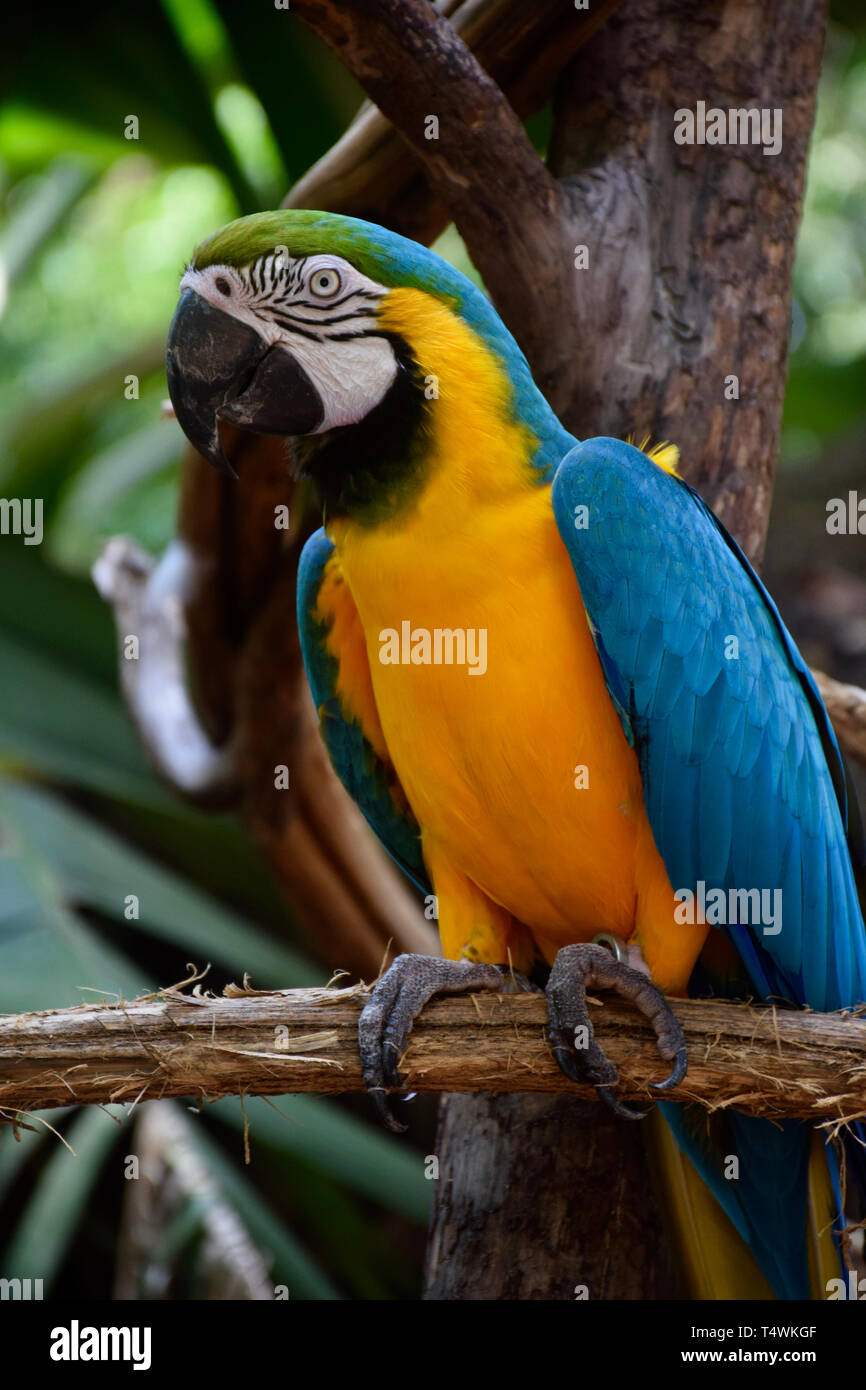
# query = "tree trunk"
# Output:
<box><xmin>415</xmin><ymin>0</ymin><xmax>828</xmax><ymax>1301</ymax></box>
<box><xmin>545</xmin><ymin>0</ymin><xmax>829</xmax><ymax>566</ymax></box>
<box><xmin>423</xmin><ymin>1095</ymin><xmax>677</xmax><ymax>1300</ymax></box>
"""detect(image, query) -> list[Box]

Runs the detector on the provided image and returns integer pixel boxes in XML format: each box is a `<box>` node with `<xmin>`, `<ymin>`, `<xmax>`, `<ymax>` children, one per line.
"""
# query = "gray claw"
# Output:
<box><xmin>596</xmin><ymin>1085</ymin><xmax>651</xmax><ymax>1121</ymax></box>
<box><xmin>546</xmin><ymin>943</ymin><xmax>688</xmax><ymax>1116</ymax></box>
<box><xmin>358</xmin><ymin>954</ymin><xmax>508</xmax><ymax>1130</ymax></box>
<box><xmin>651</xmin><ymin>1045</ymin><xmax>689</xmax><ymax>1092</ymax></box>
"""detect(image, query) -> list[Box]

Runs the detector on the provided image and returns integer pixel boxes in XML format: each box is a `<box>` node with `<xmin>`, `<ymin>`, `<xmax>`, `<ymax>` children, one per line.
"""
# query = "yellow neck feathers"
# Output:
<box><xmin>375</xmin><ymin>287</ymin><xmax>541</xmax><ymax>512</ymax></box>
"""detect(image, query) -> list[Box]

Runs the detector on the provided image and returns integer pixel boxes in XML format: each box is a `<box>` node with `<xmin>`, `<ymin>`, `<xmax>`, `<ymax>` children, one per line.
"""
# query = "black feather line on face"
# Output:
<box><xmin>266</xmin><ymin>313</ymin><xmax>324</xmax><ymax>343</ymax></box>
<box><xmin>269</xmin><ymin>307</ymin><xmax>378</xmax><ymax>329</ymax></box>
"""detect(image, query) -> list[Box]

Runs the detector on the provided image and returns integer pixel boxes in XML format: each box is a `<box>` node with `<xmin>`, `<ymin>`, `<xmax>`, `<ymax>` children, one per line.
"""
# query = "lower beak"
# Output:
<box><xmin>165</xmin><ymin>289</ymin><xmax>324</xmax><ymax>476</ymax></box>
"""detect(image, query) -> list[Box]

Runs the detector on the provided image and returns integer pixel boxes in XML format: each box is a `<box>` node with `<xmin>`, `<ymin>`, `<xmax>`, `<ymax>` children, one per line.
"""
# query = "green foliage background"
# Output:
<box><xmin>0</xmin><ymin>0</ymin><xmax>864</xmax><ymax>1299</ymax></box>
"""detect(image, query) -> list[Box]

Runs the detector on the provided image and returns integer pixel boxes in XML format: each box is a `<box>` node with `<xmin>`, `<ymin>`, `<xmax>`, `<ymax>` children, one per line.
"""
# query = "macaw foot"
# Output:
<box><xmin>358</xmin><ymin>953</ymin><xmax>529</xmax><ymax>1132</ymax></box>
<box><xmin>546</xmin><ymin>942</ymin><xmax>687</xmax><ymax>1121</ymax></box>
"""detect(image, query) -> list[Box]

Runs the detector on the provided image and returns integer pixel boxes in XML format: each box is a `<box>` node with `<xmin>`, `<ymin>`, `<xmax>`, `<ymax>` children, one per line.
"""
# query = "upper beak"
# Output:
<box><xmin>165</xmin><ymin>288</ymin><xmax>324</xmax><ymax>477</ymax></box>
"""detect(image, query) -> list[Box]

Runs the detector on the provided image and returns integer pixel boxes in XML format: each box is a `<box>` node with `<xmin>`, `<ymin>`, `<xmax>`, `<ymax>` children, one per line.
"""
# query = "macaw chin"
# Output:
<box><xmin>166</xmin><ymin>208</ymin><xmax>866</xmax><ymax>1302</ymax></box>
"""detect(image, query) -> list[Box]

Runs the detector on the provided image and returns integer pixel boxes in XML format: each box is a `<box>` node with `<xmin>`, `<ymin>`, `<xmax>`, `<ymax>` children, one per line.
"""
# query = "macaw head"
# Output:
<box><xmin>166</xmin><ymin>209</ymin><xmax>570</xmax><ymax>514</ymax></box>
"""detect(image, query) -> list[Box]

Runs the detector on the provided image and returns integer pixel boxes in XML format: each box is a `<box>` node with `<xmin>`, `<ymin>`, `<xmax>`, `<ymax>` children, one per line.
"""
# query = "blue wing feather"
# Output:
<box><xmin>297</xmin><ymin>528</ymin><xmax>430</xmax><ymax>894</ymax></box>
<box><xmin>551</xmin><ymin>437</ymin><xmax>866</xmax><ymax>1012</ymax></box>
<box><xmin>552</xmin><ymin>438</ymin><xmax>866</xmax><ymax>1297</ymax></box>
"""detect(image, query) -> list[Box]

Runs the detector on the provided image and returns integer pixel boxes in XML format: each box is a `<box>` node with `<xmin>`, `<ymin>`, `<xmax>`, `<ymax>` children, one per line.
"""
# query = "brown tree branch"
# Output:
<box><xmin>293</xmin><ymin>0</ymin><xmax>829</xmax><ymax>566</ymax></box>
<box><xmin>3</xmin><ymin>985</ymin><xmax>865</xmax><ymax>1124</ymax></box>
<box><xmin>815</xmin><ymin>671</ymin><xmax>866</xmax><ymax>769</ymax></box>
<box><xmin>92</xmin><ymin>536</ymin><xmax>241</xmax><ymax>808</ymax></box>
<box><xmin>286</xmin><ymin>0</ymin><xmax>623</xmax><ymax>249</ymax></box>
<box><xmin>292</xmin><ymin>0</ymin><xmax>578</xmax><ymax>399</ymax></box>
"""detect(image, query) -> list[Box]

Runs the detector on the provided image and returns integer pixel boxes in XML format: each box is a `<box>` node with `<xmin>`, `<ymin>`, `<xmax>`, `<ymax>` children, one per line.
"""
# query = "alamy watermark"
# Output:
<box><xmin>49</xmin><ymin>1321</ymin><xmax>151</xmax><ymax>1371</ymax></box>
<box><xmin>0</xmin><ymin>1277</ymin><xmax>43</xmax><ymax>1299</ymax></box>
<box><xmin>675</xmin><ymin>881</ymin><xmax>782</xmax><ymax>935</ymax></box>
<box><xmin>674</xmin><ymin>102</ymin><xmax>782</xmax><ymax>157</ymax></box>
<box><xmin>826</xmin><ymin>491</ymin><xmax>866</xmax><ymax>534</ymax></box>
<box><xmin>378</xmin><ymin>622</ymin><xmax>487</xmax><ymax>675</ymax></box>
<box><xmin>0</xmin><ymin>498</ymin><xmax>43</xmax><ymax>545</ymax></box>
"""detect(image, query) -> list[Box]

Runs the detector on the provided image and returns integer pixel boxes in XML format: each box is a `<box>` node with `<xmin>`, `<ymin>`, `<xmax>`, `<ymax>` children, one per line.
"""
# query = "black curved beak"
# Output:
<box><xmin>165</xmin><ymin>288</ymin><xmax>324</xmax><ymax>477</ymax></box>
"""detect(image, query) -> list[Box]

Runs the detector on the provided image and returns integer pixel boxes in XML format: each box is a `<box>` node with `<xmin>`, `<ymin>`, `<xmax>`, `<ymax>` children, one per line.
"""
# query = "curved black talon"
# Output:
<box><xmin>596</xmin><ymin>1085</ymin><xmax>651</xmax><ymax>1122</ymax></box>
<box><xmin>358</xmin><ymin>954</ymin><xmax>522</xmax><ymax>1132</ymax></box>
<box><xmin>651</xmin><ymin>1045</ymin><xmax>689</xmax><ymax>1092</ymax></box>
<box><xmin>546</xmin><ymin>942</ymin><xmax>687</xmax><ymax>1120</ymax></box>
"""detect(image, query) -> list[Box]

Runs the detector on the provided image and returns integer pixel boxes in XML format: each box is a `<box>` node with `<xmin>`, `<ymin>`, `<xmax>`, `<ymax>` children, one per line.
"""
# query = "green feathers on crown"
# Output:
<box><xmin>193</xmin><ymin>209</ymin><xmax>416</xmax><ymax>288</ymax></box>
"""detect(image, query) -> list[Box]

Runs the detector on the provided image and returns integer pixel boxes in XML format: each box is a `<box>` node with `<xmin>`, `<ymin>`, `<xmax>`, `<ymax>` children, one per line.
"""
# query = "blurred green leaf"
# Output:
<box><xmin>0</xmin><ymin>157</ymin><xmax>95</xmax><ymax>294</ymax></box>
<box><xmin>210</xmin><ymin>1094</ymin><xmax>430</xmax><ymax>1225</ymax></box>
<box><xmin>3</xmin><ymin>780</ymin><xmax>318</xmax><ymax>988</ymax></box>
<box><xmin>1</xmin><ymin>339</ymin><xmax>167</xmax><ymax>503</ymax></box>
<box><xmin>2</xmin><ymin>0</ymin><xmax>257</xmax><ymax>208</ymax></box>
<box><xmin>49</xmin><ymin>419</ymin><xmax>183</xmax><ymax>571</ymax></box>
<box><xmin>0</xmin><ymin>781</ymin><xmax>147</xmax><ymax>1012</ymax></box>
<box><xmin>0</xmin><ymin>631</ymin><xmax>168</xmax><ymax>809</ymax></box>
<box><xmin>211</xmin><ymin>0</ymin><xmax>363</xmax><ymax>182</ymax></box>
<box><xmin>0</xmin><ymin>544</ymin><xmax>118</xmax><ymax>688</ymax></box>
<box><xmin>1</xmin><ymin>1108</ymin><xmax>122</xmax><ymax>1289</ymax></box>
<box><xmin>0</xmin><ymin>1109</ymin><xmax>66</xmax><ymax>1201</ymax></box>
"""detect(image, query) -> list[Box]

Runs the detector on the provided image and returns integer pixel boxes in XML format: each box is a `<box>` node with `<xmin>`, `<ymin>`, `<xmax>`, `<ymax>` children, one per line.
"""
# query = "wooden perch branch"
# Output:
<box><xmin>2</xmin><ymin>985</ymin><xmax>865</xmax><ymax>1126</ymax></box>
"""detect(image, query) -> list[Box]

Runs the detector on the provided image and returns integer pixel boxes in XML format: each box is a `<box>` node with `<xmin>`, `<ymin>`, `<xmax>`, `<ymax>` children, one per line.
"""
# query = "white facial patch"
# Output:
<box><xmin>179</xmin><ymin>253</ymin><xmax>399</xmax><ymax>431</ymax></box>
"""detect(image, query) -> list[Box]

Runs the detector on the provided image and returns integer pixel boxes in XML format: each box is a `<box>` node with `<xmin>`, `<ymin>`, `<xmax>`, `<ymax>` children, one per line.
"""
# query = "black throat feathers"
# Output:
<box><xmin>295</xmin><ymin>334</ymin><xmax>433</xmax><ymax>527</ymax></box>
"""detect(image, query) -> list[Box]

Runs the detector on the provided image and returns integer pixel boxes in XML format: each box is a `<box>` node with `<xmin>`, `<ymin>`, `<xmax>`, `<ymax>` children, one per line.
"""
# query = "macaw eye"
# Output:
<box><xmin>214</xmin><ymin>276</ymin><xmax>232</xmax><ymax>296</ymax></box>
<box><xmin>309</xmin><ymin>268</ymin><xmax>341</xmax><ymax>298</ymax></box>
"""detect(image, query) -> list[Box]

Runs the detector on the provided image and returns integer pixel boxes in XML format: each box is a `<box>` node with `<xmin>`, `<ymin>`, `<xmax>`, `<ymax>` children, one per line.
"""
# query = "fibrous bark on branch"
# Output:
<box><xmin>3</xmin><ymin>986</ymin><xmax>865</xmax><ymax>1125</ymax></box>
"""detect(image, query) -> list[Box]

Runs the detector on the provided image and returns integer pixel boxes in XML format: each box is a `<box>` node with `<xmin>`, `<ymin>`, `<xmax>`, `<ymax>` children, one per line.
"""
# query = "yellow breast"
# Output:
<box><xmin>317</xmin><ymin>287</ymin><xmax>690</xmax><ymax>987</ymax></box>
<box><xmin>328</xmin><ymin>479</ymin><xmax>652</xmax><ymax>946</ymax></box>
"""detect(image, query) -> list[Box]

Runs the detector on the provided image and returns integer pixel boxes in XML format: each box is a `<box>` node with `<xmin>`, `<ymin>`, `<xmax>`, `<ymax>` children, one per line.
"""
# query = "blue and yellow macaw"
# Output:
<box><xmin>165</xmin><ymin>209</ymin><xmax>866</xmax><ymax>1300</ymax></box>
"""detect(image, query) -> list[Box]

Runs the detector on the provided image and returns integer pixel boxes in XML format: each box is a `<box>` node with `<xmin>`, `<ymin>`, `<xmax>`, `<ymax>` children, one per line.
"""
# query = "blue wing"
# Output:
<box><xmin>297</xmin><ymin>527</ymin><xmax>429</xmax><ymax>893</ymax></box>
<box><xmin>552</xmin><ymin>437</ymin><xmax>866</xmax><ymax>1297</ymax></box>
<box><xmin>552</xmin><ymin>437</ymin><xmax>866</xmax><ymax>1012</ymax></box>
